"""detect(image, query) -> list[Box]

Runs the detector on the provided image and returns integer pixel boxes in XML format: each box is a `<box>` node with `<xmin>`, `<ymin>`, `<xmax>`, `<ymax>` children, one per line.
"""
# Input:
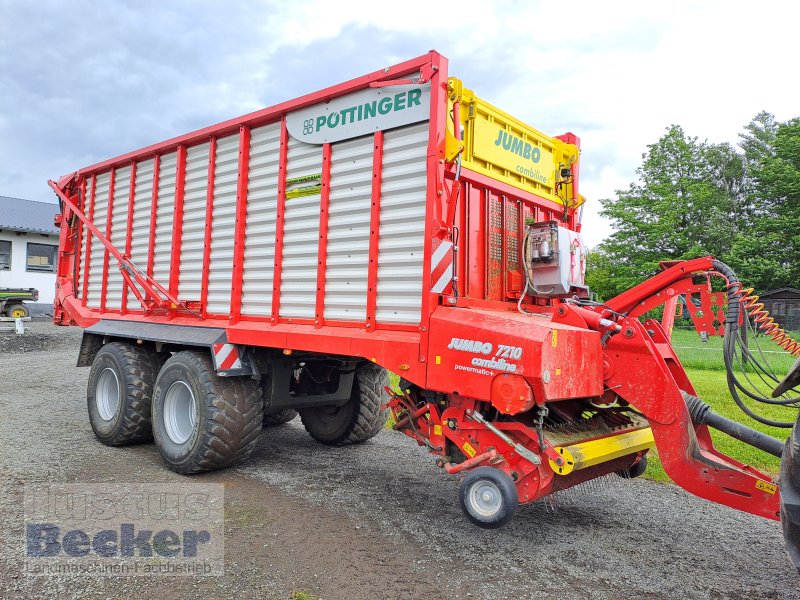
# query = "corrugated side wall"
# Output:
<box><xmin>280</xmin><ymin>137</ymin><xmax>323</xmax><ymax>319</ymax></box>
<box><xmin>106</xmin><ymin>165</ymin><xmax>131</xmax><ymax>310</ymax></box>
<box><xmin>126</xmin><ymin>159</ymin><xmax>154</xmax><ymax>307</ymax></box>
<box><xmin>241</xmin><ymin>123</ymin><xmax>281</xmax><ymax>316</ymax></box>
<box><xmin>206</xmin><ymin>134</ymin><xmax>239</xmax><ymax>315</ymax></box>
<box><xmin>78</xmin><ymin>121</ymin><xmax>429</xmax><ymax>326</ymax></box>
<box><xmin>85</xmin><ymin>172</ymin><xmax>110</xmax><ymax>306</ymax></box>
<box><xmin>152</xmin><ymin>152</ymin><xmax>177</xmax><ymax>291</ymax></box>
<box><xmin>323</xmin><ymin>135</ymin><xmax>373</xmax><ymax>322</ymax></box>
<box><xmin>179</xmin><ymin>143</ymin><xmax>210</xmax><ymax>301</ymax></box>
<box><xmin>375</xmin><ymin>122</ymin><xmax>428</xmax><ymax>324</ymax></box>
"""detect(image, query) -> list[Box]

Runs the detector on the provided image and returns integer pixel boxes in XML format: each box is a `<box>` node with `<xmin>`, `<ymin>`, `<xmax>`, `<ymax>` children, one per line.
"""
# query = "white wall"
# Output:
<box><xmin>0</xmin><ymin>230</ymin><xmax>58</xmax><ymax>306</ymax></box>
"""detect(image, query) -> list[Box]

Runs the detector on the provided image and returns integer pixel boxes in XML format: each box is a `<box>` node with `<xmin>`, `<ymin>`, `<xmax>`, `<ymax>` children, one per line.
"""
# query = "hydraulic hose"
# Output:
<box><xmin>683</xmin><ymin>391</ymin><xmax>784</xmax><ymax>457</ymax></box>
<box><xmin>712</xmin><ymin>260</ymin><xmax>796</xmax><ymax>428</ymax></box>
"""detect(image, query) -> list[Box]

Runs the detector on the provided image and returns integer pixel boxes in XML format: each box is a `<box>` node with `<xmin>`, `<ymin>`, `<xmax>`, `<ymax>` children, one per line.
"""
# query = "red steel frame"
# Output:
<box><xmin>50</xmin><ymin>53</ymin><xmax>785</xmax><ymax>527</ymax></box>
<box><xmin>230</xmin><ymin>126</ymin><xmax>251</xmax><ymax>323</ymax></box>
<box><xmin>314</xmin><ymin>143</ymin><xmax>332</xmax><ymax>327</ymax></box>
<box><xmin>365</xmin><ymin>131</ymin><xmax>383</xmax><ymax>330</ymax></box>
<box><xmin>271</xmin><ymin>117</ymin><xmax>289</xmax><ymax>324</ymax></box>
<box><xmin>49</xmin><ymin>50</ymin><xmax>605</xmax><ymax>387</ymax></box>
<box><xmin>169</xmin><ymin>145</ymin><xmax>188</xmax><ymax>308</ymax></box>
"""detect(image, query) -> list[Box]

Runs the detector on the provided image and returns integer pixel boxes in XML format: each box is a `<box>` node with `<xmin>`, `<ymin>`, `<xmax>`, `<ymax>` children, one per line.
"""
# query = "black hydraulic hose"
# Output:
<box><xmin>683</xmin><ymin>391</ymin><xmax>784</xmax><ymax>457</ymax></box>
<box><xmin>712</xmin><ymin>260</ymin><xmax>795</xmax><ymax>427</ymax></box>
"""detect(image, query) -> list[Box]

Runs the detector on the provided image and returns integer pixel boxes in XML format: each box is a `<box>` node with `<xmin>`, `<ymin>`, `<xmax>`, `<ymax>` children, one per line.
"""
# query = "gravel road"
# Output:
<box><xmin>1</xmin><ymin>321</ymin><xmax>797</xmax><ymax>599</ymax></box>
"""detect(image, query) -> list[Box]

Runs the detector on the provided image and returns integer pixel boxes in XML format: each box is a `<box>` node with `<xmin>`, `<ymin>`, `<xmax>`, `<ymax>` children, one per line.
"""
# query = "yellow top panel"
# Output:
<box><xmin>448</xmin><ymin>77</ymin><xmax>582</xmax><ymax>207</ymax></box>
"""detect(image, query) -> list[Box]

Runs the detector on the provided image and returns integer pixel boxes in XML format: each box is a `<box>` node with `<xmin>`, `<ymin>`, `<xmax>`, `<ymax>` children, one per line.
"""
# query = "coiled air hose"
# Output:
<box><xmin>713</xmin><ymin>260</ymin><xmax>799</xmax><ymax>428</ymax></box>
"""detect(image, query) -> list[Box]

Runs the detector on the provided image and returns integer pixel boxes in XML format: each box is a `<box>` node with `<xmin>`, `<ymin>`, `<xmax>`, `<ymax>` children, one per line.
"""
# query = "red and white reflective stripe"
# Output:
<box><xmin>212</xmin><ymin>343</ymin><xmax>241</xmax><ymax>371</ymax></box>
<box><xmin>430</xmin><ymin>240</ymin><xmax>454</xmax><ymax>294</ymax></box>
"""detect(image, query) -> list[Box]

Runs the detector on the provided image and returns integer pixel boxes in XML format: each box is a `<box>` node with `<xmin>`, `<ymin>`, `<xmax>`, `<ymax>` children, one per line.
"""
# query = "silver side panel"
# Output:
<box><xmin>324</xmin><ymin>134</ymin><xmax>373</xmax><ymax>321</ymax></box>
<box><xmin>86</xmin><ymin>172</ymin><xmax>110</xmax><ymax>307</ymax></box>
<box><xmin>375</xmin><ymin>122</ymin><xmax>428</xmax><ymax>324</ymax></box>
<box><xmin>105</xmin><ymin>165</ymin><xmax>131</xmax><ymax>310</ymax></box>
<box><xmin>76</xmin><ymin>178</ymin><xmax>91</xmax><ymax>299</ymax></box>
<box><xmin>206</xmin><ymin>134</ymin><xmax>239</xmax><ymax>315</ymax></box>
<box><xmin>241</xmin><ymin>123</ymin><xmax>281</xmax><ymax>316</ymax></box>
<box><xmin>179</xmin><ymin>143</ymin><xmax>210</xmax><ymax>301</ymax></box>
<box><xmin>152</xmin><ymin>152</ymin><xmax>177</xmax><ymax>291</ymax></box>
<box><xmin>126</xmin><ymin>158</ymin><xmax>155</xmax><ymax>308</ymax></box>
<box><xmin>279</xmin><ymin>137</ymin><xmax>321</xmax><ymax>319</ymax></box>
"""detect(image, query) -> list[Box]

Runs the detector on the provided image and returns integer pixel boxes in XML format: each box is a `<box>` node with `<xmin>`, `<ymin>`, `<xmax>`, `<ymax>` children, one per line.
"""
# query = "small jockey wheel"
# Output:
<box><xmin>459</xmin><ymin>467</ymin><xmax>519</xmax><ymax>528</ymax></box>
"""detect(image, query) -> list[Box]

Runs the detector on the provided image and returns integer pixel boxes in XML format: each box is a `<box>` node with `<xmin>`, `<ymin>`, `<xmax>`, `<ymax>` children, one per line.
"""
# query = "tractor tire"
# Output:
<box><xmin>263</xmin><ymin>409</ymin><xmax>298</xmax><ymax>426</ymax></box>
<box><xmin>151</xmin><ymin>350</ymin><xmax>263</xmax><ymax>474</ymax></box>
<box><xmin>780</xmin><ymin>416</ymin><xmax>800</xmax><ymax>570</ymax></box>
<box><xmin>300</xmin><ymin>361</ymin><xmax>389</xmax><ymax>446</ymax></box>
<box><xmin>87</xmin><ymin>342</ymin><xmax>157</xmax><ymax>446</ymax></box>
<box><xmin>7</xmin><ymin>304</ymin><xmax>29</xmax><ymax>318</ymax></box>
<box><xmin>459</xmin><ymin>466</ymin><xmax>519</xmax><ymax>529</ymax></box>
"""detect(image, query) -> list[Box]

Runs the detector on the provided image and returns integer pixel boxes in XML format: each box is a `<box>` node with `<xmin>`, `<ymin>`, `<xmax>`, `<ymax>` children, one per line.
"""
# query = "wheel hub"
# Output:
<box><xmin>469</xmin><ymin>480</ymin><xmax>502</xmax><ymax>517</ymax></box>
<box><xmin>96</xmin><ymin>368</ymin><xmax>120</xmax><ymax>421</ymax></box>
<box><xmin>163</xmin><ymin>381</ymin><xmax>197</xmax><ymax>444</ymax></box>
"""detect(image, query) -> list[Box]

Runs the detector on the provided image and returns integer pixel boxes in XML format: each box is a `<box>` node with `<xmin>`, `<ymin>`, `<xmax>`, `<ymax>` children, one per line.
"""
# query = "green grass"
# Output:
<box><xmin>670</xmin><ymin>327</ymin><xmax>797</xmax><ymax>373</ymax></box>
<box><xmin>290</xmin><ymin>592</ymin><xmax>317</xmax><ymax>600</ymax></box>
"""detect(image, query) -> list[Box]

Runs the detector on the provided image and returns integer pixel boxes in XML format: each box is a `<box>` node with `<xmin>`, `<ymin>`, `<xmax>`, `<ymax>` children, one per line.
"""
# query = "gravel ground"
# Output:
<box><xmin>0</xmin><ymin>320</ymin><xmax>797</xmax><ymax>599</ymax></box>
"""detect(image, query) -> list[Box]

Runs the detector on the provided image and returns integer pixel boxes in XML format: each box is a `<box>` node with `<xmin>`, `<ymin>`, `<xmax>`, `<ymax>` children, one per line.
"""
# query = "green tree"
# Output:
<box><xmin>591</xmin><ymin>125</ymin><xmax>745</xmax><ymax>300</ymax></box>
<box><xmin>728</xmin><ymin>116</ymin><xmax>800</xmax><ymax>291</ymax></box>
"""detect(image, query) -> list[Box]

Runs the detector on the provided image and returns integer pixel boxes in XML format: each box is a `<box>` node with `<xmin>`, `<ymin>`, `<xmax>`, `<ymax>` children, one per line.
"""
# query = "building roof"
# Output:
<box><xmin>0</xmin><ymin>196</ymin><xmax>59</xmax><ymax>235</ymax></box>
<box><xmin>759</xmin><ymin>288</ymin><xmax>800</xmax><ymax>298</ymax></box>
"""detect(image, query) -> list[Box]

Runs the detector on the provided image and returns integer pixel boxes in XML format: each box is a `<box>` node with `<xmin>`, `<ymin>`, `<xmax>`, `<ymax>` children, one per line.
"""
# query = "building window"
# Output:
<box><xmin>0</xmin><ymin>240</ymin><xmax>10</xmax><ymax>270</ymax></box>
<box><xmin>26</xmin><ymin>242</ymin><xmax>57</xmax><ymax>272</ymax></box>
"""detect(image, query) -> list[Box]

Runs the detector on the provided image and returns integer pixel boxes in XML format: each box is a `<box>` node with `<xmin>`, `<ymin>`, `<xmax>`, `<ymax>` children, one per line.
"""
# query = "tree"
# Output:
<box><xmin>727</xmin><ymin>116</ymin><xmax>800</xmax><ymax>291</ymax></box>
<box><xmin>591</xmin><ymin>125</ymin><xmax>745</xmax><ymax>300</ymax></box>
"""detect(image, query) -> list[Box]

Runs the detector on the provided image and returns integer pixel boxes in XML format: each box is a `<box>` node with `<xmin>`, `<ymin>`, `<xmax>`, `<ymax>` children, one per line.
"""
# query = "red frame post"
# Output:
<box><xmin>271</xmin><ymin>117</ymin><xmax>289</xmax><ymax>323</ymax></box>
<box><xmin>230</xmin><ymin>126</ymin><xmax>251</xmax><ymax>323</ymax></box>
<box><xmin>365</xmin><ymin>131</ymin><xmax>384</xmax><ymax>329</ymax></box>
<box><xmin>200</xmin><ymin>137</ymin><xmax>217</xmax><ymax>317</ymax></box>
<box><xmin>168</xmin><ymin>145</ymin><xmax>188</xmax><ymax>308</ymax></box>
<box><xmin>121</xmin><ymin>161</ymin><xmax>137</xmax><ymax>314</ymax></box>
<box><xmin>99</xmin><ymin>168</ymin><xmax>116</xmax><ymax>311</ymax></box>
<box><xmin>314</xmin><ymin>143</ymin><xmax>332</xmax><ymax>327</ymax></box>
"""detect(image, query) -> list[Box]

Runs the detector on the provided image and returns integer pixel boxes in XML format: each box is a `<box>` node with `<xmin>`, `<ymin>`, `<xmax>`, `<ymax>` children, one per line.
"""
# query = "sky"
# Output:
<box><xmin>1</xmin><ymin>0</ymin><xmax>798</xmax><ymax>247</ymax></box>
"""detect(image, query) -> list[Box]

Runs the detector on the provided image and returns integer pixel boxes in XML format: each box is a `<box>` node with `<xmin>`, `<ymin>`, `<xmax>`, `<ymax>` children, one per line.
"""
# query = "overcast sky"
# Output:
<box><xmin>1</xmin><ymin>0</ymin><xmax>798</xmax><ymax>246</ymax></box>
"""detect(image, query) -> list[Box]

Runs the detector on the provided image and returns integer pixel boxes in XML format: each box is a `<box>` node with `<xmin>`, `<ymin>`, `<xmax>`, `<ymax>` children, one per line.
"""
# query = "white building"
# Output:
<box><xmin>0</xmin><ymin>196</ymin><xmax>60</xmax><ymax>314</ymax></box>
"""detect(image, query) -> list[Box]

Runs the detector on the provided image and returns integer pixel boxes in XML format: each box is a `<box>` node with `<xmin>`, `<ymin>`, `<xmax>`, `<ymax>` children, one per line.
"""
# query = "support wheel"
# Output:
<box><xmin>87</xmin><ymin>342</ymin><xmax>157</xmax><ymax>446</ymax></box>
<box><xmin>7</xmin><ymin>304</ymin><xmax>29</xmax><ymax>318</ymax></box>
<box><xmin>152</xmin><ymin>351</ymin><xmax>263</xmax><ymax>474</ymax></box>
<box><xmin>459</xmin><ymin>466</ymin><xmax>518</xmax><ymax>529</ymax></box>
<box><xmin>300</xmin><ymin>361</ymin><xmax>389</xmax><ymax>446</ymax></box>
<box><xmin>263</xmin><ymin>409</ymin><xmax>298</xmax><ymax>427</ymax></box>
<box><xmin>616</xmin><ymin>455</ymin><xmax>648</xmax><ymax>479</ymax></box>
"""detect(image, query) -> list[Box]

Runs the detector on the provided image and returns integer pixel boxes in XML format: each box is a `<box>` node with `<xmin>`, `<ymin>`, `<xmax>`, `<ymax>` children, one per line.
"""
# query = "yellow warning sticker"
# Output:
<box><xmin>756</xmin><ymin>480</ymin><xmax>777</xmax><ymax>495</ymax></box>
<box><xmin>462</xmin><ymin>442</ymin><xmax>477</xmax><ymax>458</ymax></box>
<box><xmin>552</xmin><ymin>330</ymin><xmax>558</xmax><ymax>347</ymax></box>
<box><xmin>435</xmin><ymin>355</ymin><xmax>441</xmax><ymax>365</ymax></box>
<box><xmin>433</xmin><ymin>424</ymin><xmax>442</xmax><ymax>436</ymax></box>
